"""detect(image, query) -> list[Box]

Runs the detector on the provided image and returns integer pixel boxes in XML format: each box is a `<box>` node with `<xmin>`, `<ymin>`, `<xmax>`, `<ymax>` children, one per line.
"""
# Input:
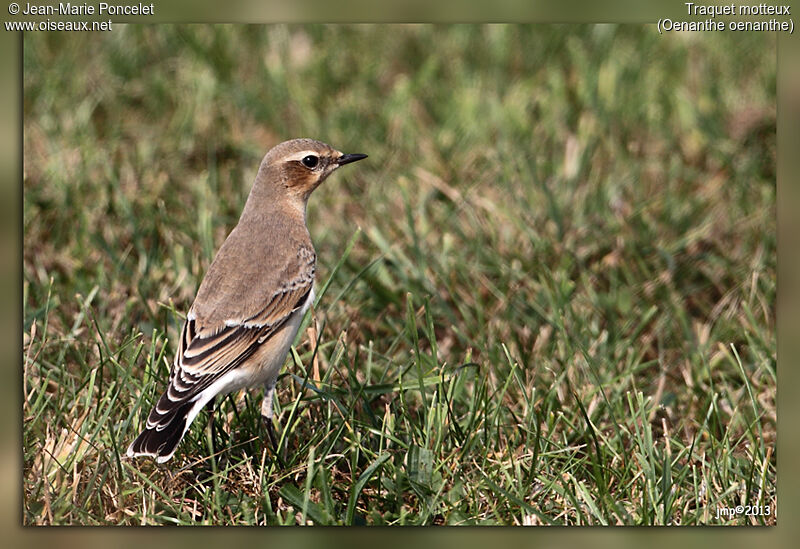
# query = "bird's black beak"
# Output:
<box><xmin>337</xmin><ymin>153</ymin><xmax>368</xmax><ymax>166</ymax></box>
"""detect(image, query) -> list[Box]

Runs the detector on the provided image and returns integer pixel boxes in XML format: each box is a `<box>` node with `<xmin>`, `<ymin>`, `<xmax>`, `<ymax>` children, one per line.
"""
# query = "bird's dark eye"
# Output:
<box><xmin>301</xmin><ymin>155</ymin><xmax>319</xmax><ymax>169</ymax></box>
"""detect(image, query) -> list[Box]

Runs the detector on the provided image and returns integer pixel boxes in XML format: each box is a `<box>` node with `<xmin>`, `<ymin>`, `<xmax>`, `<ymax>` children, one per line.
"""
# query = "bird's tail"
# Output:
<box><xmin>126</xmin><ymin>394</ymin><xmax>197</xmax><ymax>463</ymax></box>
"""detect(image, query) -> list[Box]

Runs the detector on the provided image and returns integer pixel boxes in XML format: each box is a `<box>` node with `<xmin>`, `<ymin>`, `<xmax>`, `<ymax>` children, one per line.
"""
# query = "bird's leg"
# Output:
<box><xmin>205</xmin><ymin>398</ymin><xmax>217</xmax><ymax>457</ymax></box>
<box><xmin>261</xmin><ymin>382</ymin><xmax>285</xmax><ymax>466</ymax></box>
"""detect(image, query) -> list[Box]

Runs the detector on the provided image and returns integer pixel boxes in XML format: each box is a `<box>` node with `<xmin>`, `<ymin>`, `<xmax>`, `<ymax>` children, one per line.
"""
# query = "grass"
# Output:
<box><xmin>22</xmin><ymin>24</ymin><xmax>776</xmax><ymax>525</ymax></box>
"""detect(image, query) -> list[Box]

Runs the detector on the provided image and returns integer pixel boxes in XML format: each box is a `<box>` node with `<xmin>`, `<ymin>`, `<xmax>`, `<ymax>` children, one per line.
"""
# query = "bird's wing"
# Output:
<box><xmin>137</xmin><ymin>278</ymin><xmax>314</xmax><ymax>443</ymax></box>
<box><xmin>163</xmin><ymin>282</ymin><xmax>313</xmax><ymax>401</ymax></box>
<box><xmin>162</xmin><ymin>236</ymin><xmax>316</xmax><ymax>403</ymax></box>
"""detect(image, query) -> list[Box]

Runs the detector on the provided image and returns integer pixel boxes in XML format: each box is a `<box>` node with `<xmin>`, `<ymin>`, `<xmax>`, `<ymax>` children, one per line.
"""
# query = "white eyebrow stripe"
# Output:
<box><xmin>285</xmin><ymin>150</ymin><xmax>326</xmax><ymax>162</ymax></box>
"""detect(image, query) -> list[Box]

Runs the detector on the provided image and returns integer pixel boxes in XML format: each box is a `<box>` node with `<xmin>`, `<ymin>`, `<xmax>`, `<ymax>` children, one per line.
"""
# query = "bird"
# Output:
<box><xmin>127</xmin><ymin>138</ymin><xmax>367</xmax><ymax>463</ymax></box>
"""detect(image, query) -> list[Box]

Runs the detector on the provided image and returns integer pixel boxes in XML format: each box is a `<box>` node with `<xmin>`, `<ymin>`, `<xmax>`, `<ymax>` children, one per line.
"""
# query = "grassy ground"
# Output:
<box><xmin>22</xmin><ymin>25</ymin><xmax>776</xmax><ymax>525</ymax></box>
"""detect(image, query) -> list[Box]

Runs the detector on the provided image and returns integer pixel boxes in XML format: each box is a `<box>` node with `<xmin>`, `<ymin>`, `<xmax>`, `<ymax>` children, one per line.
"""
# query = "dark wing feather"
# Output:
<box><xmin>162</xmin><ymin>281</ymin><xmax>314</xmax><ymax>409</ymax></box>
<box><xmin>129</xmin><ymin>236</ymin><xmax>316</xmax><ymax>460</ymax></box>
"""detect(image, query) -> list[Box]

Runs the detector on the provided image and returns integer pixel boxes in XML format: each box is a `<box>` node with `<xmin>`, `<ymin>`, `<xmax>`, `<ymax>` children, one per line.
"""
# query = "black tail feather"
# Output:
<box><xmin>127</xmin><ymin>399</ymin><xmax>194</xmax><ymax>461</ymax></box>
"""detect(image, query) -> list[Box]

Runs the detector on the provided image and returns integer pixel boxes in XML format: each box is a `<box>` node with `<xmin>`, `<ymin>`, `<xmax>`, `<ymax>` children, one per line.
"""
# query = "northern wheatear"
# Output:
<box><xmin>127</xmin><ymin>138</ymin><xmax>367</xmax><ymax>463</ymax></box>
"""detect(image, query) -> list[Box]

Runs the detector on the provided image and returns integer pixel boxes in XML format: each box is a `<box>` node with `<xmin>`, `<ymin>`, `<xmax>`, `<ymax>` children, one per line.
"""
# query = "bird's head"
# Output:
<box><xmin>259</xmin><ymin>138</ymin><xmax>367</xmax><ymax>202</ymax></box>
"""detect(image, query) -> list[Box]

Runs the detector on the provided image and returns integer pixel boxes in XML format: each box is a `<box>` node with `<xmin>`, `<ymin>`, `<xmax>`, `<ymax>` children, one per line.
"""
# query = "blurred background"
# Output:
<box><xmin>22</xmin><ymin>25</ymin><xmax>775</xmax><ymax>525</ymax></box>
